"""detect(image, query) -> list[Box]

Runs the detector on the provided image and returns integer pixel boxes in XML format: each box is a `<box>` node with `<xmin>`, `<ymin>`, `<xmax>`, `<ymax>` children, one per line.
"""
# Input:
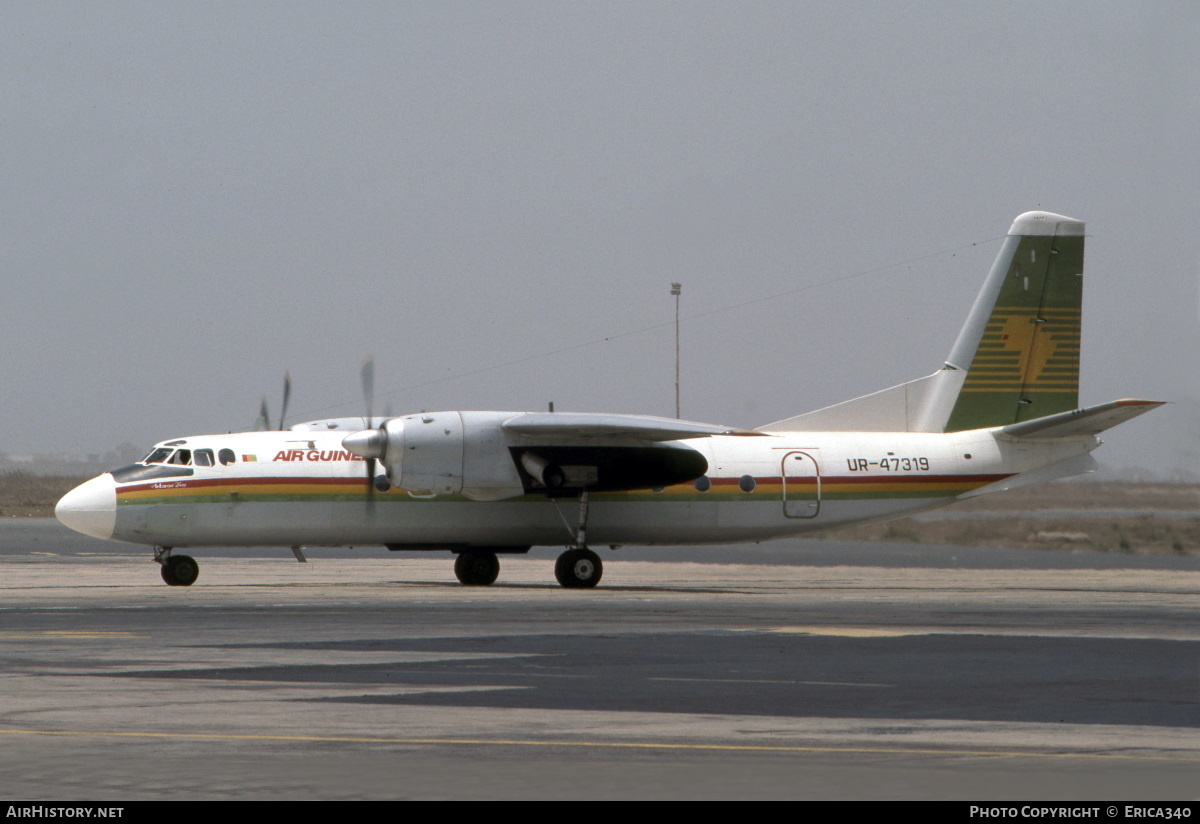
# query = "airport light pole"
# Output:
<box><xmin>671</xmin><ymin>282</ymin><xmax>682</xmax><ymax>418</ymax></box>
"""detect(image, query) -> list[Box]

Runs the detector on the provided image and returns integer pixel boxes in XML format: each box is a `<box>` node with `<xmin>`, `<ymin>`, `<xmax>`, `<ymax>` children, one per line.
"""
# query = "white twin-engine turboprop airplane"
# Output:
<box><xmin>57</xmin><ymin>211</ymin><xmax>1161</xmax><ymax>589</ymax></box>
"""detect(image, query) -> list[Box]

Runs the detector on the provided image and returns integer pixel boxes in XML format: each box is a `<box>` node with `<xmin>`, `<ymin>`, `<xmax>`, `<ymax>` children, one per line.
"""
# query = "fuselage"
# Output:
<box><xmin>56</xmin><ymin>420</ymin><xmax>1098</xmax><ymax>550</ymax></box>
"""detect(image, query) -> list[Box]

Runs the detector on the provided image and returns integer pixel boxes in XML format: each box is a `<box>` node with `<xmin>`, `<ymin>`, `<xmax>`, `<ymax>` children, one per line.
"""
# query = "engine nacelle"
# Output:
<box><xmin>347</xmin><ymin>411</ymin><xmax>527</xmax><ymax>500</ymax></box>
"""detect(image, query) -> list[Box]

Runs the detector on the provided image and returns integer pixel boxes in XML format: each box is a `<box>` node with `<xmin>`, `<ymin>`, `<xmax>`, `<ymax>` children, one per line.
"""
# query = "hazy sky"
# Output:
<box><xmin>4</xmin><ymin>2</ymin><xmax>1198</xmax><ymax>476</ymax></box>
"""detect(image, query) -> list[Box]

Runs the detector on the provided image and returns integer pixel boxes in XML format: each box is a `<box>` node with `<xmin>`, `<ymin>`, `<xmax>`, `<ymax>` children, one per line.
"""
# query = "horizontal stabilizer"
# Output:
<box><xmin>996</xmin><ymin>399</ymin><xmax>1164</xmax><ymax>440</ymax></box>
<box><xmin>503</xmin><ymin>412</ymin><xmax>762</xmax><ymax>441</ymax></box>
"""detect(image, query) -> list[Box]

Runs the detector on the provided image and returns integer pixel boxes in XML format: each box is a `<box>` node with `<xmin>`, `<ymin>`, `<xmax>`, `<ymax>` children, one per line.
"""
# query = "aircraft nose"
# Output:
<box><xmin>55</xmin><ymin>474</ymin><xmax>117</xmax><ymax>540</ymax></box>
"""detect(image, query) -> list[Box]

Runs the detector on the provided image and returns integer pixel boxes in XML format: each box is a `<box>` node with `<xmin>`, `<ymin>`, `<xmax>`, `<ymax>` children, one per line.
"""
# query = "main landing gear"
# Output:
<box><xmin>552</xmin><ymin>490</ymin><xmax>603</xmax><ymax>589</ymax></box>
<box><xmin>155</xmin><ymin>547</ymin><xmax>199</xmax><ymax>587</ymax></box>
<box><xmin>554</xmin><ymin>547</ymin><xmax>602</xmax><ymax>588</ymax></box>
<box><xmin>451</xmin><ymin>546</ymin><xmax>603</xmax><ymax>588</ymax></box>
<box><xmin>451</xmin><ymin>491</ymin><xmax>605</xmax><ymax>589</ymax></box>
<box><xmin>454</xmin><ymin>550</ymin><xmax>501</xmax><ymax>586</ymax></box>
<box><xmin>451</xmin><ymin>546</ymin><xmax>600</xmax><ymax>587</ymax></box>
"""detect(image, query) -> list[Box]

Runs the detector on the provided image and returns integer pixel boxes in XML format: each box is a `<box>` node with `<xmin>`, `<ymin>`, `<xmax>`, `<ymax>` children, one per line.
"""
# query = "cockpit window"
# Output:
<box><xmin>143</xmin><ymin>448</ymin><xmax>172</xmax><ymax>464</ymax></box>
<box><xmin>142</xmin><ymin>446</ymin><xmax>231</xmax><ymax>468</ymax></box>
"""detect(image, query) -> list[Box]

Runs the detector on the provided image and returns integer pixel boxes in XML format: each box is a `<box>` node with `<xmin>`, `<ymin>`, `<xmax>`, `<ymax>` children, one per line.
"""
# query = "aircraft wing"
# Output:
<box><xmin>996</xmin><ymin>399</ymin><xmax>1164</xmax><ymax>440</ymax></box>
<box><xmin>501</xmin><ymin>412</ymin><xmax>761</xmax><ymax>441</ymax></box>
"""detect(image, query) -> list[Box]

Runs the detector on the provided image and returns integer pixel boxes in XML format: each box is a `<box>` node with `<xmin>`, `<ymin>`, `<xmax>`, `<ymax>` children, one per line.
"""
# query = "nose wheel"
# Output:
<box><xmin>156</xmin><ymin>549</ymin><xmax>199</xmax><ymax>587</ymax></box>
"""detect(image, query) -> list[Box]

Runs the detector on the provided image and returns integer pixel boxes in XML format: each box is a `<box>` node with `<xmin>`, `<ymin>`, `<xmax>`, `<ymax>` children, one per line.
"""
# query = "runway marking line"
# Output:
<box><xmin>0</xmin><ymin>728</ymin><xmax>1195</xmax><ymax>763</ymax></box>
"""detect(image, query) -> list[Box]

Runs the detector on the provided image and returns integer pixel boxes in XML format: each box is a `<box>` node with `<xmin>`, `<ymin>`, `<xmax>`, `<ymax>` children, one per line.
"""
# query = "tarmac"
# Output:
<box><xmin>1</xmin><ymin>519</ymin><xmax>1197</xmax><ymax>800</ymax></box>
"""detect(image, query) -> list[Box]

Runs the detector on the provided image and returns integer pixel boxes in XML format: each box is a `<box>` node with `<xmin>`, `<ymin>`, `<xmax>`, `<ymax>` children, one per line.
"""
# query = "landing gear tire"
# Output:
<box><xmin>455</xmin><ymin>551</ymin><xmax>500</xmax><ymax>586</ymax></box>
<box><xmin>555</xmin><ymin>548</ymin><xmax>602</xmax><ymax>589</ymax></box>
<box><xmin>161</xmin><ymin>554</ymin><xmax>199</xmax><ymax>587</ymax></box>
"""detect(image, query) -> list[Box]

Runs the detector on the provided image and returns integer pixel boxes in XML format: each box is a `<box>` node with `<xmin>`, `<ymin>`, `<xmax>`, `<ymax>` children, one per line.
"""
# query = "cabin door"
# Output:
<box><xmin>781</xmin><ymin>450</ymin><xmax>821</xmax><ymax>519</ymax></box>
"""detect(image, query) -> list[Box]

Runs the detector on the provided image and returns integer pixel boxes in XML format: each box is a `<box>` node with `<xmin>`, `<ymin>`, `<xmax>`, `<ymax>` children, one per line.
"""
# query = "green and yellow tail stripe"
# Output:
<box><xmin>960</xmin><ymin>306</ymin><xmax>1080</xmax><ymax>392</ymax></box>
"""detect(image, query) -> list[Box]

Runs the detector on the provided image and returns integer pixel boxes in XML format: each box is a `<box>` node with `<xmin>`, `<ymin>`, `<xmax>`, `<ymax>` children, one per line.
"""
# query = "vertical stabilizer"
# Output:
<box><xmin>939</xmin><ymin>211</ymin><xmax>1085</xmax><ymax>431</ymax></box>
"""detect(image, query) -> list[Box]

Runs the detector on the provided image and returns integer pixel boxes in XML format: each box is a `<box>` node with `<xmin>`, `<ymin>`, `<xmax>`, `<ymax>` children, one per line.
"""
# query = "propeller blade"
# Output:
<box><xmin>255</xmin><ymin>397</ymin><xmax>270</xmax><ymax>431</ymax></box>
<box><xmin>360</xmin><ymin>355</ymin><xmax>375</xmax><ymax>427</ymax></box>
<box><xmin>359</xmin><ymin>355</ymin><xmax>378</xmax><ymax>501</ymax></box>
<box><xmin>278</xmin><ymin>371</ymin><xmax>292</xmax><ymax>431</ymax></box>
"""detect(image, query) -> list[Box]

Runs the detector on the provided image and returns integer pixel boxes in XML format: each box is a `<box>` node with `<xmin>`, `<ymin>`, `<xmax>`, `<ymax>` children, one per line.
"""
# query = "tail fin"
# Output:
<box><xmin>758</xmin><ymin>211</ymin><xmax>1086</xmax><ymax>434</ymax></box>
<box><xmin>941</xmin><ymin>210</ymin><xmax>1085</xmax><ymax>431</ymax></box>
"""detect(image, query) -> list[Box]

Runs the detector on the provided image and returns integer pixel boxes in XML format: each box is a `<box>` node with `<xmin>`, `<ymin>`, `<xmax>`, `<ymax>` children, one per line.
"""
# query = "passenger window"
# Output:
<box><xmin>194</xmin><ymin>449</ymin><xmax>214</xmax><ymax>467</ymax></box>
<box><xmin>218</xmin><ymin>448</ymin><xmax>236</xmax><ymax>466</ymax></box>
